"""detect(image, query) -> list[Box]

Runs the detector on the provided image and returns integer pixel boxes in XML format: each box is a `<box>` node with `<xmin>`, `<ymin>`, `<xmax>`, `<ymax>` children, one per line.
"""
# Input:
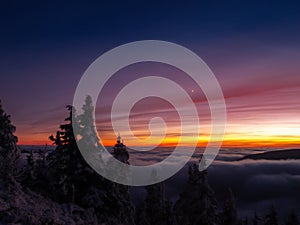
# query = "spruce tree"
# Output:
<box><xmin>0</xmin><ymin>100</ymin><xmax>20</xmax><ymax>182</ymax></box>
<box><xmin>138</xmin><ymin>181</ymin><xmax>176</xmax><ymax>225</ymax></box>
<box><xmin>77</xmin><ymin>95</ymin><xmax>100</xmax><ymax>148</ymax></box>
<box><xmin>264</xmin><ymin>205</ymin><xmax>278</xmax><ymax>225</ymax></box>
<box><xmin>21</xmin><ymin>146</ymin><xmax>50</xmax><ymax>194</ymax></box>
<box><xmin>48</xmin><ymin>105</ymin><xmax>89</xmax><ymax>202</ymax></box>
<box><xmin>253</xmin><ymin>210</ymin><xmax>261</xmax><ymax>225</ymax></box>
<box><xmin>239</xmin><ymin>217</ymin><xmax>249</xmax><ymax>225</ymax></box>
<box><xmin>174</xmin><ymin>161</ymin><xmax>218</xmax><ymax>225</ymax></box>
<box><xmin>220</xmin><ymin>189</ymin><xmax>238</xmax><ymax>225</ymax></box>
<box><xmin>48</xmin><ymin>100</ymin><xmax>136</xmax><ymax>225</ymax></box>
<box><xmin>22</xmin><ymin>150</ymin><xmax>35</xmax><ymax>182</ymax></box>
<box><xmin>243</xmin><ymin>217</ymin><xmax>249</xmax><ymax>225</ymax></box>
<box><xmin>286</xmin><ymin>210</ymin><xmax>299</xmax><ymax>225</ymax></box>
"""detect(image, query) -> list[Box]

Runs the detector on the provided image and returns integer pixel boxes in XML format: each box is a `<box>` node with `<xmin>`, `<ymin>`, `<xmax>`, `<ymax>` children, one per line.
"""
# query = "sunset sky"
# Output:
<box><xmin>1</xmin><ymin>1</ymin><xmax>299</xmax><ymax>147</ymax></box>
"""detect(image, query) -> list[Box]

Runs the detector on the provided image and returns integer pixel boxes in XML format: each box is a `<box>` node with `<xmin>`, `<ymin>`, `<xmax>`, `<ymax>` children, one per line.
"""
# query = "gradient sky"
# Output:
<box><xmin>1</xmin><ymin>1</ymin><xmax>299</xmax><ymax>147</ymax></box>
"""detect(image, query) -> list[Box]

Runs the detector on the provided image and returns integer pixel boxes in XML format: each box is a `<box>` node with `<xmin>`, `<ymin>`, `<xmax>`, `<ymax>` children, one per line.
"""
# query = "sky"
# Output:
<box><xmin>0</xmin><ymin>0</ymin><xmax>300</xmax><ymax>147</ymax></box>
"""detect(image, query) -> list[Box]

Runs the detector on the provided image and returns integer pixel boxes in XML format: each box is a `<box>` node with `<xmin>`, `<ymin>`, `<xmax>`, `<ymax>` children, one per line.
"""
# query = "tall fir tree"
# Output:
<box><xmin>0</xmin><ymin>100</ymin><xmax>20</xmax><ymax>182</ymax></box>
<box><xmin>264</xmin><ymin>205</ymin><xmax>278</xmax><ymax>225</ymax></box>
<box><xmin>253</xmin><ymin>210</ymin><xmax>261</xmax><ymax>225</ymax></box>
<box><xmin>47</xmin><ymin>100</ymin><xmax>136</xmax><ymax>225</ymax></box>
<box><xmin>76</xmin><ymin>95</ymin><xmax>105</xmax><ymax>175</ymax></box>
<box><xmin>286</xmin><ymin>210</ymin><xmax>299</xmax><ymax>225</ymax></box>
<box><xmin>48</xmin><ymin>105</ymin><xmax>93</xmax><ymax>203</ymax></box>
<box><xmin>174</xmin><ymin>160</ymin><xmax>218</xmax><ymax>225</ymax></box>
<box><xmin>77</xmin><ymin>95</ymin><xmax>100</xmax><ymax>148</ymax></box>
<box><xmin>242</xmin><ymin>217</ymin><xmax>249</xmax><ymax>225</ymax></box>
<box><xmin>137</xmin><ymin>181</ymin><xmax>177</xmax><ymax>225</ymax></box>
<box><xmin>220</xmin><ymin>189</ymin><xmax>238</xmax><ymax>225</ymax></box>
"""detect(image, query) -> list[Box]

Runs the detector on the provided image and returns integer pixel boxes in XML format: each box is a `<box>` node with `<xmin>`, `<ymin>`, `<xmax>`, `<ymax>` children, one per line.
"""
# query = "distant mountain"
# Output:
<box><xmin>240</xmin><ymin>149</ymin><xmax>300</xmax><ymax>160</ymax></box>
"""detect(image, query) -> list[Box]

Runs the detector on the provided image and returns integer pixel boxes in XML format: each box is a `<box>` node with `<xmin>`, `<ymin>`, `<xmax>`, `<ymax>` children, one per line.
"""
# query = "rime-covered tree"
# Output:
<box><xmin>76</xmin><ymin>95</ymin><xmax>105</xmax><ymax>175</ymax></box>
<box><xmin>174</xmin><ymin>161</ymin><xmax>218</xmax><ymax>225</ymax></box>
<box><xmin>0</xmin><ymin>100</ymin><xmax>20</xmax><ymax>182</ymax></box>
<box><xmin>264</xmin><ymin>205</ymin><xmax>278</xmax><ymax>225</ymax></box>
<box><xmin>48</xmin><ymin>101</ymin><xmax>136</xmax><ymax>224</ymax></box>
<box><xmin>77</xmin><ymin>95</ymin><xmax>101</xmax><ymax>148</ymax></box>
<box><xmin>48</xmin><ymin>105</ymin><xmax>85</xmax><ymax>202</ymax></box>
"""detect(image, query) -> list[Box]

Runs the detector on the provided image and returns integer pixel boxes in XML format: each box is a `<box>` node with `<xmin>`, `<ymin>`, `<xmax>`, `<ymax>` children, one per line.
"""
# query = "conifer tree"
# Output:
<box><xmin>48</xmin><ymin>100</ymin><xmax>136</xmax><ymax>225</ymax></box>
<box><xmin>239</xmin><ymin>217</ymin><xmax>249</xmax><ymax>225</ymax></box>
<box><xmin>264</xmin><ymin>205</ymin><xmax>278</xmax><ymax>225</ymax></box>
<box><xmin>286</xmin><ymin>210</ymin><xmax>299</xmax><ymax>225</ymax></box>
<box><xmin>174</xmin><ymin>161</ymin><xmax>218</xmax><ymax>225</ymax></box>
<box><xmin>77</xmin><ymin>95</ymin><xmax>100</xmax><ymax>148</ymax></box>
<box><xmin>138</xmin><ymin>181</ymin><xmax>176</xmax><ymax>225</ymax></box>
<box><xmin>22</xmin><ymin>150</ymin><xmax>35</xmax><ymax>182</ymax></box>
<box><xmin>0</xmin><ymin>100</ymin><xmax>20</xmax><ymax>182</ymax></box>
<box><xmin>220</xmin><ymin>189</ymin><xmax>238</xmax><ymax>225</ymax></box>
<box><xmin>21</xmin><ymin>146</ymin><xmax>50</xmax><ymax>194</ymax></box>
<box><xmin>48</xmin><ymin>105</ymin><xmax>89</xmax><ymax>202</ymax></box>
<box><xmin>253</xmin><ymin>210</ymin><xmax>261</xmax><ymax>225</ymax></box>
<box><xmin>76</xmin><ymin>95</ymin><xmax>104</xmax><ymax>174</ymax></box>
<box><xmin>243</xmin><ymin>217</ymin><xmax>249</xmax><ymax>225</ymax></box>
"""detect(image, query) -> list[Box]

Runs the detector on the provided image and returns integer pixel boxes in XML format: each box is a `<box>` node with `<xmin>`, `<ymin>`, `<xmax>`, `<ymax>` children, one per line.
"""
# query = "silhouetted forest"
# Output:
<box><xmin>0</xmin><ymin>98</ymin><xmax>299</xmax><ymax>225</ymax></box>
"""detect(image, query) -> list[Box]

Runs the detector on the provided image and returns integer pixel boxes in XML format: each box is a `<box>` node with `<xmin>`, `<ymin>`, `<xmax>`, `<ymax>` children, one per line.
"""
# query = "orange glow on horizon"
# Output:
<box><xmin>18</xmin><ymin>133</ymin><xmax>300</xmax><ymax>149</ymax></box>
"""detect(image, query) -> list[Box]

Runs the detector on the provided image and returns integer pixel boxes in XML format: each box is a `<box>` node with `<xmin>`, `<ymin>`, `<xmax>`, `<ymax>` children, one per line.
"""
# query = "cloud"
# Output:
<box><xmin>129</xmin><ymin>148</ymin><xmax>300</xmax><ymax>221</ymax></box>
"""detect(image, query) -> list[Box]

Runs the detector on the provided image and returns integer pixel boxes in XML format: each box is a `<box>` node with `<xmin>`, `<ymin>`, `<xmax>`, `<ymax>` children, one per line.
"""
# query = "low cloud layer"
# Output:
<box><xmin>129</xmin><ymin>148</ymin><xmax>300</xmax><ymax>221</ymax></box>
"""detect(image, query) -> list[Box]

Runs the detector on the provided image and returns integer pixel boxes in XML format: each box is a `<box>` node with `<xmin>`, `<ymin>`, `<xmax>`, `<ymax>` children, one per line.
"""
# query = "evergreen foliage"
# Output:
<box><xmin>220</xmin><ymin>189</ymin><xmax>238</xmax><ymax>225</ymax></box>
<box><xmin>174</xmin><ymin>162</ymin><xmax>218</xmax><ymax>225</ymax></box>
<box><xmin>286</xmin><ymin>211</ymin><xmax>299</xmax><ymax>225</ymax></box>
<box><xmin>264</xmin><ymin>205</ymin><xmax>279</xmax><ymax>225</ymax></box>
<box><xmin>0</xmin><ymin>100</ymin><xmax>20</xmax><ymax>182</ymax></box>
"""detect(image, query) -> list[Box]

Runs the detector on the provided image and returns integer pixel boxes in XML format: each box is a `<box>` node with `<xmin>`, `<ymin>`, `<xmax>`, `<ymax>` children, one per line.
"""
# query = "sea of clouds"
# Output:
<box><xmin>128</xmin><ymin>147</ymin><xmax>300</xmax><ymax>221</ymax></box>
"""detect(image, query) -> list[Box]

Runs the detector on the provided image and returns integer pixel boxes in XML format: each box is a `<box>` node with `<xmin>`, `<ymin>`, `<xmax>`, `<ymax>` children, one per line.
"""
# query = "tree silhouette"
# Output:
<box><xmin>174</xmin><ymin>162</ymin><xmax>218</xmax><ymax>225</ymax></box>
<box><xmin>138</xmin><ymin>181</ymin><xmax>176</xmax><ymax>225</ymax></box>
<box><xmin>242</xmin><ymin>217</ymin><xmax>249</xmax><ymax>225</ymax></box>
<box><xmin>0</xmin><ymin>100</ymin><xmax>20</xmax><ymax>182</ymax></box>
<box><xmin>253</xmin><ymin>210</ymin><xmax>261</xmax><ymax>225</ymax></box>
<box><xmin>48</xmin><ymin>105</ymin><xmax>92</xmax><ymax>202</ymax></box>
<box><xmin>220</xmin><ymin>189</ymin><xmax>238</xmax><ymax>225</ymax></box>
<box><xmin>264</xmin><ymin>205</ymin><xmax>278</xmax><ymax>225</ymax></box>
<box><xmin>47</xmin><ymin>100</ymin><xmax>136</xmax><ymax>224</ymax></box>
<box><xmin>286</xmin><ymin>210</ymin><xmax>299</xmax><ymax>225</ymax></box>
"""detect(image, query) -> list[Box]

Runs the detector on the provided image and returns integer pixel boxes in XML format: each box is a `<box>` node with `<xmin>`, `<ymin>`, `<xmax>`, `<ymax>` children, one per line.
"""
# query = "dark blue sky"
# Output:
<box><xmin>1</xmin><ymin>0</ymin><xmax>300</xmax><ymax>144</ymax></box>
<box><xmin>2</xmin><ymin>1</ymin><xmax>300</xmax><ymax>47</ymax></box>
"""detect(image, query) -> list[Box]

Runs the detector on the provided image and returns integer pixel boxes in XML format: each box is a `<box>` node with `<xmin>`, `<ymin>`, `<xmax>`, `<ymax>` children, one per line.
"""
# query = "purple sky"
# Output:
<box><xmin>1</xmin><ymin>1</ymin><xmax>299</xmax><ymax>146</ymax></box>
